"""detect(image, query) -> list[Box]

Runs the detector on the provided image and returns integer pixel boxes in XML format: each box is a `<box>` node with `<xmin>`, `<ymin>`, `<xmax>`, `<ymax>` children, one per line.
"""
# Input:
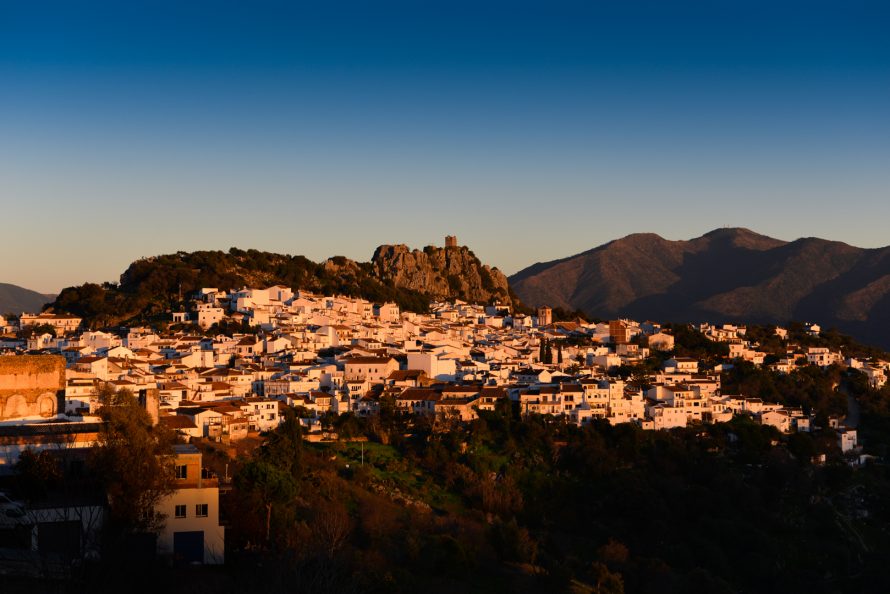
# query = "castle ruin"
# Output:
<box><xmin>0</xmin><ymin>355</ymin><xmax>64</xmax><ymax>420</ymax></box>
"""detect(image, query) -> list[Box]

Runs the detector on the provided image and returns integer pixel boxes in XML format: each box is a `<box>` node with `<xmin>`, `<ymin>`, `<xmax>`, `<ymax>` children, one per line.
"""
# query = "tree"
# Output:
<box><xmin>14</xmin><ymin>448</ymin><xmax>62</xmax><ymax>502</ymax></box>
<box><xmin>263</xmin><ymin>407</ymin><xmax>304</xmax><ymax>478</ymax></box>
<box><xmin>18</xmin><ymin>323</ymin><xmax>57</xmax><ymax>339</ymax></box>
<box><xmin>589</xmin><ymin>561</ymin><xmax>625</xmax><ymax>594</ymax></box>
<box><xmin>311</xmin><ymin>500</ymin><xmax>352</xmax><ymax>559</ymax></box>
<box><xmin>233</xmin><ymin>408</ymin><xmax>304</xmax><ymax>545</ymax></box>
<box><xmin>235</xmin><ymin>459</ymin><xmax>297</xmax><ymax>544</ymax></box>
<box><xmin>541</xmin><ymin>339</ymin><xmax>553</xmax><ymax>365</ymax></box>
<box><xmin>628</xmin><ymin>369</ymin><xmax>652</xmax><ymax>391</ymax></box>
<box><xmin>490</xmin><ymin>518</ymin><xmax>537</xmax><ymax>564</ymax></box>
<box><xmin>90</xmin><ymin>386</ymin><xmax>175</xmax><ymax>534</ymax></box>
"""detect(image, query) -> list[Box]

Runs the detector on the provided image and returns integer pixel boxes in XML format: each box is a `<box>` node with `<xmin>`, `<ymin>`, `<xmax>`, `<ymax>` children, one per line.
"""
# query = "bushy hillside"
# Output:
<box><xmin>47</xmin><ymin>245</ymin><xmax>517</xmax><ymax>328</ymax></box>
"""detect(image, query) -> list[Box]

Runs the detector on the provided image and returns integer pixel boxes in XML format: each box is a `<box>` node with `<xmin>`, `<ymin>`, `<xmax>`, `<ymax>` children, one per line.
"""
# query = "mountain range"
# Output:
<box><xmin>0</xmin><ymin>283</ymin><xmax>55</xmax><ymax>316</ymax></box>
<box><xmin>510</xmin><ymin>228</ymin><xmax>890</xmax><ymax>348</ymax></box>
<box><xmin>22</xmin><ymin>228</ymin><xmax>890</xmax><ymax>349</ymax></box>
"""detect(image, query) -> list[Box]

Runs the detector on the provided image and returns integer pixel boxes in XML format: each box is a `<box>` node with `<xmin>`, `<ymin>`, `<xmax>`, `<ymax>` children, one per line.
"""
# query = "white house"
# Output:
<box><xmin>197</xmin><ymin>305</ymin><xmax>226</xmax><ymax>330</ymax></box>
<box><xmin>647</xmin><ymin>404</ymin><xmax>687</xmax><ymax>429</ymax></box>
<box><xmin>761</xmin><ymin>410</ymin><xmax>791</xmax><ymax>433</ymax></box>
<box><xmin>806</xmin><ymin>347</ymin><xmax>842</xmax><ymax>368</ymax></box>
<box><xmin>665</xmin><ymin>358</ymin><xmax>699</xmax><ymax>373</ymax></box>
<box><xmin>343</xmin><ymin>356</ymin><xmax>399</xmax><ymax>383</ymax></box>
<box><xmin>406</xmin><ymin>352</ymin><xmax>457</xmax><ymax>381</ymax></box>
<box><xmin>838</xmin><ymin>428</ymin><xmax>858</xmax><ymax>453</ymax></box>
<box><xmin>647</xmin><ymin>332</ymin><xmax>675</xmax><ymax>351</ymax></box>
<box><xmin>156</xmin><ymin>445</ymin><xmax>225</xmax><ymax>564</ymax></box>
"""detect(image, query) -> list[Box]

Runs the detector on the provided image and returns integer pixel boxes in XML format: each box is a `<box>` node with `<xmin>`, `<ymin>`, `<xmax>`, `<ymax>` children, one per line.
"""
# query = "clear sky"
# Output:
<box><xmin>1</xmin><ymin>0</ymin><xmax>888</xmax><ymax>293</ymax></box>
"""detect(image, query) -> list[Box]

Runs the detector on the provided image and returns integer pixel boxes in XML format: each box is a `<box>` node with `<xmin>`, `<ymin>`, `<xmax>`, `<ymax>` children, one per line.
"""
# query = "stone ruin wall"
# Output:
<box><xmin>0</xmin><ymin>355</ymin><xmax>65</xmax><ymax>420</ymax></box>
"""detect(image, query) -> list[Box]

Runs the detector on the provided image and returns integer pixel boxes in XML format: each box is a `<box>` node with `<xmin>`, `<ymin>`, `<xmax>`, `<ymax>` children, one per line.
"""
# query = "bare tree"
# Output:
<box><xmin>311</xmin><ymin>500</ymin><xmax>351</xmax><ymax>560</ymax></box>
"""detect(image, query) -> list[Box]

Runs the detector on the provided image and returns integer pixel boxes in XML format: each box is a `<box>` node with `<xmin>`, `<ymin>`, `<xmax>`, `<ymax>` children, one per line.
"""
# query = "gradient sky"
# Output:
<box><xmin>1</xmin><ymin>0</ymin><xmax>889</xmax><ymax>293</ymax></box>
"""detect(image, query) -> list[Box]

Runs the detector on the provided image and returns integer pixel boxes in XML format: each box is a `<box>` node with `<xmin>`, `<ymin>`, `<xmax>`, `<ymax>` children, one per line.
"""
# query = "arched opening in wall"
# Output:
<box><xmin>3</xmin><ymin>394</ymin><xmax>29</xmax><ymax>419</ymax></box>
<box><xmin>38</xmin><ymin>393</ymin><xmax>57</xmax><ymax>417</ymax></box>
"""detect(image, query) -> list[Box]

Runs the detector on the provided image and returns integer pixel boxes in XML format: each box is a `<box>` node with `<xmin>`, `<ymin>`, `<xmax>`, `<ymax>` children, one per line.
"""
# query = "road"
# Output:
<box><xmin>839</xmin><ymin>381</ymin><xmax>861</xmax><ymax>429</ymax></box>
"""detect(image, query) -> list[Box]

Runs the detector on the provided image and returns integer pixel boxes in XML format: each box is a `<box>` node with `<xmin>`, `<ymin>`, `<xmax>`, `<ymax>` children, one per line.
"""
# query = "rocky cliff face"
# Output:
<box><xmin>372</xmin><ymin>244</ymin><xmax>512</xmax><ymax>305</ymax></box>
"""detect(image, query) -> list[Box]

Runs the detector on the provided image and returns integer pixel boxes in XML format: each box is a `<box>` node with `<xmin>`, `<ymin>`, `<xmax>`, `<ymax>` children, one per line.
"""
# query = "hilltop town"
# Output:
<box><xmin>0</xmin><ymin>239</ymin><xmax>887</xmax><ymax>580</ymax></box>
<box><xmin>3</xmin><ymin>267</ymin><xmax>881</xmax><ymax>445</ymax></box>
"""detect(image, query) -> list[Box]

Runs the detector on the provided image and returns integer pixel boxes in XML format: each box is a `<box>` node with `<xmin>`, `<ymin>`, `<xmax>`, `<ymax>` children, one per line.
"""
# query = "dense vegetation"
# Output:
<box><xmin>9</xmin><ymin>375</ymin><xmax>890</xmax><ymax>593</ymax></box>
<box><xmin>196</xmin><ymin>385</ymin><xmax>890</xmax><ymax>594</ymax></box>
<box><xmin>725</xmin><ymin>322</ymin><xmax>887</xmax><ymax>364</ymax></box>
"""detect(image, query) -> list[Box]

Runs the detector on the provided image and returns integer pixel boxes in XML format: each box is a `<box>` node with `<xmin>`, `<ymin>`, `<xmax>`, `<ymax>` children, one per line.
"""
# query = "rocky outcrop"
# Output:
<box><xmin>372</xmin><ymin>244</ymin><xmax>512</xmax><ymax>305</ymax></box>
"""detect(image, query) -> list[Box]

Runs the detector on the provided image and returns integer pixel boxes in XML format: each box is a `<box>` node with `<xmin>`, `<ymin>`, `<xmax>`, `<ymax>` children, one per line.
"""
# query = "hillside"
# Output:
<box><xmin>0</xmin><ymin>283</ymin><xmax>55</xmax><ymax>315</ymax></box>
<box><xmin>510</xmin><ymin>228</ymin><xmax>890</xmax><ymax>348</ymax></box>
<box><xmin>46</xmin><ymin>244</ymin><xmax>515</xmax><ymax>328</ymax></box>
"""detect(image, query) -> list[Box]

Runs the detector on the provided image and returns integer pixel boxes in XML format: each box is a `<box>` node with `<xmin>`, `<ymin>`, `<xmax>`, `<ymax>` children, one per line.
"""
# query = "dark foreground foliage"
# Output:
<box><xmin>7</xmin><ymin>418</ymin><xmax>890</xmax><ymax>592</ymax></box>
<box><xmin>15</xmin><ymin>370</ymin><xmax>886</xmax><ymax>594</ymax></box>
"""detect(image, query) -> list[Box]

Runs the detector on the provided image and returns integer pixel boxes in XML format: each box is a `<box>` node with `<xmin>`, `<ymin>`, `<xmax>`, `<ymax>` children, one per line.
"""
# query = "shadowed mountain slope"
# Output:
<box><xmin>510</xmin><ymin>228</ymin><xmax>890</xmax><ymax>348</ymax></box>
<box><xmin>0</xmin><ymin>283</ymin><xmax>55</xmax><ymax>315</ymax></box>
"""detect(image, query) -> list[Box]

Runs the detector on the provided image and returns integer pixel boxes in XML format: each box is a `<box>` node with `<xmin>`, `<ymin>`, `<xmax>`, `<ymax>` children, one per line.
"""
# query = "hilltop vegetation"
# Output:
<box><xmin>47</xmin><ymin>245</ymin><xmax>514</xmax><ymax>328</ymax></box>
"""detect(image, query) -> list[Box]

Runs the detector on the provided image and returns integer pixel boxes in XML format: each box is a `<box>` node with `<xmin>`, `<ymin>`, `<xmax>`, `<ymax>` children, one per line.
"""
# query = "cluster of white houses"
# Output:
<box><xmin>1</xmin><ymin>283</ymin><xmax>884</xmax><ymax>567</ymax></box>
<box><xmin>1</xmin><ymin>289</ymin><xmax>880</xmax><ymax>450</ymax></box>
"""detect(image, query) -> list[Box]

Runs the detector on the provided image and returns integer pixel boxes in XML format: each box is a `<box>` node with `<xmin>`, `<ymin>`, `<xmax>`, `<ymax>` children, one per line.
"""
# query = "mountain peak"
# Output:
<box><xmin>0</xmin><ymin>283</ymin><xmax>56</xmax><ymax>315</ymax></box>
<box><xmin>697</xmin><ymin>227</ymin><xmax>786</xmax><ymax>250</ymax></box>
<box><xmin>509</xmin><ymin>229</ymin><xmax>890</xmax><ymax>348</ymax></box>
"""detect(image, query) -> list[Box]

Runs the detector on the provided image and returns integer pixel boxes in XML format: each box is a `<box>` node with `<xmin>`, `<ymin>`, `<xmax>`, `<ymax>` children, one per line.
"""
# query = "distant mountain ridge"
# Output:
<box><xmin>0</xmin><ymin>283</ymin><xmax>55</xmax><ymax>315</ymax></box>
<box><xmin>47</xmin><ymin>243</ymin><xmax>515</xmax><ymax>328</ymax></box>
<box><xmin>510</xmin><ymin>228</ymin><xmax>890</xmax><ymax>348</ymax></box>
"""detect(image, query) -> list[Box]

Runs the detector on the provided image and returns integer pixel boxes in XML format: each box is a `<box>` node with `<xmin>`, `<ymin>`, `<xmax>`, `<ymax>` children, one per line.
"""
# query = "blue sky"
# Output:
<box><xmin>1</xmin><ymin>1</ymin><xmax>888</xmax><ymax>293</ymax></box>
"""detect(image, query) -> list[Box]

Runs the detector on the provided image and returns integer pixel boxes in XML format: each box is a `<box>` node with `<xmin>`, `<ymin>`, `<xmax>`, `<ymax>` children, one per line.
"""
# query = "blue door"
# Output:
<box><xmin>173</xmin><ymin>530</ymin><xmax>204</xmax><ymax>564</ymax></box>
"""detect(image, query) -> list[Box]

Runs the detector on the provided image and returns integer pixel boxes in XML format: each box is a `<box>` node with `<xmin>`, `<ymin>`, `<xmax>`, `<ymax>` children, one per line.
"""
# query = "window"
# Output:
<box><xmin>175</xmin><ymin>464</ymin><xmax>188</xmax><ymax>479</ymax></box>
<box><xmin>175</xmin><ymin>504</ymin><xmax>187</xmax><ymax>519</ymax></box>
<box><xmin>196</xmin><ymin>504</ymin><xmax>208</xmax><ymax>518</ymax></box>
